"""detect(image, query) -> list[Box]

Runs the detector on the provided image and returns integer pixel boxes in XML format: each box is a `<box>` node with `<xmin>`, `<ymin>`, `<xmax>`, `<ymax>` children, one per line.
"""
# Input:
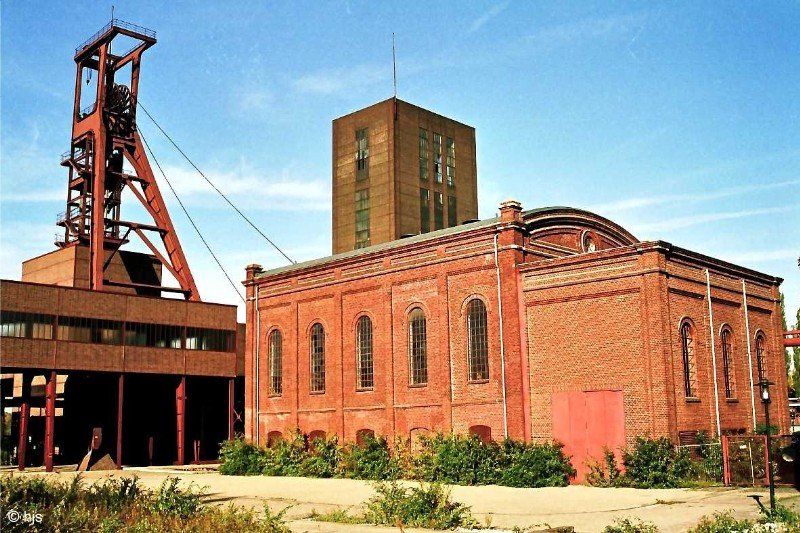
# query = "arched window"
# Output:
<box><xmin>310</xmin><ymin>323</ymin><xmax>325</xmax><ymax>393</ymax></box>
<box><xmin>721</xmin><ymin>326</ymin><xmax>735</xmax><ymax>398</ymax></box>
<box><xmin>680</xmin><ymin>320</ymin><xmax>698</xmax><ymax>398</ymax></box>
<box><xmin>356</xmin><ymin>316</ymin><xmax>374</xmax><ymax>390</ymax></box>
<box><xmin>756</xmin><ymin>332</ymin><xmax>767</xmax><ymax>382</ymax></box>
<box><xmin>266</xmin><ymin>431</ymin><xmax>283</xmax><ymax>448</ymax></box>
<box><xmin>268</xmin><ymin>329</ymin><xmax>282</xmax><ymax>396</ymax></box>
<box><xmin>356</xmin><ymin>429</ymin><xmax>375</xmax><ymax>447</ymax></box>
<box><xmin>408</xmin><ymin>308</ymin><xmax>428</xmax><ymax>386</ymax></box>
<box><xmin>469</xmin><ymin>424</ymin><xmax>492</xmax><ymax>443</ymax></box>
<box><xmin>467</xmin><ymin>299</ymin><xmax>489</xmax><ymax>381</ymax></box>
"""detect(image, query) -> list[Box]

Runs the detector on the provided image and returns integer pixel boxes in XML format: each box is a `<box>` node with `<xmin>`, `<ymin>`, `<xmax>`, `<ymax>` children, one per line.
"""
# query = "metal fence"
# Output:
<box><xmin>721</xmin><ymin>434</ymin><xmax>796</xmax><ymax>486</ymax></box>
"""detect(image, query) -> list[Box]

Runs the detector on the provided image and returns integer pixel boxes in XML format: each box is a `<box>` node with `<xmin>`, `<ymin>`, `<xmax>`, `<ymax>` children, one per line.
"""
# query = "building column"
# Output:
<box><xmin>176</xmin><ymin>376</ymin><xmax>186</xmax><ymax>465</ymax></box>
<box><xmin>17</xmin><ymin>372</ymin><xmax>31</xmax><ymax>471</ymax></box>
<box><xmin>116</xmin><ymin>373</ymin><xmax>124</xmax><ymax>468</ymax></box>
<box><xmin>44</xmin><ymin>371</ymin><xmax>56</xmax><ymax>472</ymax></box>
<box><xmin>227</xmin><ymin>377</ymin><xmax>235</xmax><ymax>441</ymax></box>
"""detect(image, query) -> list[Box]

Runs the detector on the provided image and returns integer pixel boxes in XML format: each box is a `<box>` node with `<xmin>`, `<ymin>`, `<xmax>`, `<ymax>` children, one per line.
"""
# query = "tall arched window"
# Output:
<box><xmin>720</xmin><ymin>326</ymin><xmax>735</xmax><ymax>398</ymax></box>
<box><xmin>467</xmin><ymin>299</ymin><xmax>489</xmax><ymax>381</ymax></box>
<box><xmin>268</xmin><ymin>329</ymin><xmax>283</xmax><ymax>395</ymax></box>
<box><xmin>680</xmin><ymin>320</ymin><xmax>698</xmax><ymax>398</ymax></box>
<box><xmin>356</xmin><ymin>316</ymin><xmax>374</xmax><ymax>390</ymax></box>
<box><xmin>408</xmin><ymin>308</ymin><xmax>427</xmax><ymax>386</ymax></box>
<box><xmin>310</xmin><ymin>323</ymin><xmax>325</xmax><ymax>393</ymax></box>
<box><xmin>756</xmin><ymin>332</ymin><xmax>767</xmax><ymax>382</ymax></box>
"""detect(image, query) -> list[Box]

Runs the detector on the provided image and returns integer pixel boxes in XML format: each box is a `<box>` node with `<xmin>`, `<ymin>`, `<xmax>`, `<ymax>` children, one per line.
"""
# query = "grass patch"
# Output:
<box><xmin>0</xmin><ymin>474</ymin><xmax>290</xmax><ymax>533</ymax></box>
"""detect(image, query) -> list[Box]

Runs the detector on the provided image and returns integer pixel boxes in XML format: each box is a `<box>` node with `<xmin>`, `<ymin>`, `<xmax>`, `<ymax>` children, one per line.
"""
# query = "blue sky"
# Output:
<box><xmin>1</xmin><ymin>1</ymin><xmax>798</xmax><ymax>322</ymax></box>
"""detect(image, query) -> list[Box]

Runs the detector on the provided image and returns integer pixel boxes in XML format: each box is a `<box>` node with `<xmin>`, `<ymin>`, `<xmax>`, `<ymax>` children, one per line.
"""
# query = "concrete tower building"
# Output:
<box><xmin>331</xmin><ymin>98</ymin><xmax>478</xmax><ymax>254</ymax></box>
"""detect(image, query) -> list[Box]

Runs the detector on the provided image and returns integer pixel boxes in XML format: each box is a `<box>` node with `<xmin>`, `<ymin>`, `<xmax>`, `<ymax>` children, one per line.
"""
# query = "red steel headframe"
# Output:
<box><xmin>58</xmin><ymin>20</ymin><xmax>199</xmax><ymax>300</ymax></box>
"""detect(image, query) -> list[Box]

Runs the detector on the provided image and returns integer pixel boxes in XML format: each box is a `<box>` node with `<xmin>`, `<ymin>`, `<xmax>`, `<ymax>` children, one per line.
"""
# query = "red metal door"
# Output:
<box><xmin>552</xmin><ymin>390</ymin><xmax>626</xmax><ymax>482</ymax></box>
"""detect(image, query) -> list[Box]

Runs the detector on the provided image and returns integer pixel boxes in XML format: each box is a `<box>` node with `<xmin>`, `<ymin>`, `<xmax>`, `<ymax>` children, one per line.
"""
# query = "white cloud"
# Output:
<box><xmin>525</xmin><ymin>12</ymin><xmax>649</xmax><ymax>48</ymax></box>
<box><xmin>591</xmin><ymin>179</ymin><xmax>800</xmax><ymax>214</ymax></box>
<box><xmin>293</xmin><ymin>63</ymin><xmax>391</xmax><ymax>96</ymax></box>
<box><xmin>633</xmin><ymin>206</ymin><xmax>796</xmax><ymax>234</ymax></box>
<box><xmin>469</xmin><ymin>1</ymin><xmax>510</xmax><ymax>34</ymax></box>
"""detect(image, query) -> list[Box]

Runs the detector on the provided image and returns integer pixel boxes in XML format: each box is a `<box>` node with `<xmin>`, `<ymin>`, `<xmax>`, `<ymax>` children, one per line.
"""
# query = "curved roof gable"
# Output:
<box><xmin>522</xmin><ymin>207</ymin><xmax>638</xmax><ymax>256</ymax></box>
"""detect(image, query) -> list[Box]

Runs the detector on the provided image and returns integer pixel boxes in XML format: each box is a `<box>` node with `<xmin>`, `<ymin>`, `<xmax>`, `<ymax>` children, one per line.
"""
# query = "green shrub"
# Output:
<box><xmin>340</xmin><ymin>434</ymin><xmax>401</xmax><ymax>480</ymax></box>
<box><xmin>621</xmin><ymin>437</ymin><xmax>693</xmax><ymax>488</ymax></box>
<box><xmin>688</xmin><ymin>511</ymin><xmax>754</xmax><ymax>532</ymax></box>
<box><xmin>692</xmin><ymin>431</ymin><xmax>723</xmax><ymax>482</ymax></box>
<box><xmin>219</xmin><ymin>438</ymin><xmax>267</xmax><ymax>475</ymax></box>
<box><xmin>152</xmin><ymin>477</ymin><xmax>203</xmax><ymax>518</ymax></box>
<box><xmin>603</xmin><ymin>517</ymin><xmax>659</xmax><ymax>532</ymax></box>
<box><xmin>219</xmin><ymin>430</ymin><xmax>575</xmax><ymax>488</ymax></box>
<box><xmin>587</xmin><ymin>448</ymin><xmax>623</xmax><ymax>487</ymax></box>
<box><xmin>299</xmin><ymin>435</ymin><xmax>342</xmax><ymax>478</ymax></box>
<box><xmin>498</xmin><ymin>439</ymin><xmax>576</xmax><ymax>487</ymax></box>
<box><xmin>364</xmin><ymin>481</ymin><xmax>479</xmax><ymax>530</ymax></box>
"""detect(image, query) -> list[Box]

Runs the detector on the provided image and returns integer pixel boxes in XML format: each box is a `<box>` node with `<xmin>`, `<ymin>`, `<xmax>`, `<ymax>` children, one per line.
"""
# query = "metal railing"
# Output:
<box><xmin>75</xmin><ymin>19</ymin><xmax>156</xmax><ymax>55</ymax></box>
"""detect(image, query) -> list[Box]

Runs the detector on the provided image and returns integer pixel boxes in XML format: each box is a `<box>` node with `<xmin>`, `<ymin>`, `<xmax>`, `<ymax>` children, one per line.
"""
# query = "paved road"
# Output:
<box><xmin>6</xmin><ymin>466</ymin><xmax>799</xmax><ymax>532</ymax></box>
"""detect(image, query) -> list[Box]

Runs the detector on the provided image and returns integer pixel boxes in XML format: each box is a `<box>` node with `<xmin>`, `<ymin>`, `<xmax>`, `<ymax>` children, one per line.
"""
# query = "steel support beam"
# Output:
<box><xmin>228</xmin><ymin>378</ymin><xmax>235</xmax><ymax>441</ymax></box>
<box><xmin>116</xmin><ymin>373</ymin><xmax>124</xmax><ymax>468</ymax></box>
<box><xmin>176</xmin><ymin>376</ymin><xmax>186</xmax><ymax>465</ymax></box>
<box><xmin>44</xmin><ymin>371</ymin><xmax>56</xmax><ymax>472</ymax></box>
<box><xmin>17</xmin><ymin>373</ymin><xmax>31</xmax><ymax>471</ymax></box>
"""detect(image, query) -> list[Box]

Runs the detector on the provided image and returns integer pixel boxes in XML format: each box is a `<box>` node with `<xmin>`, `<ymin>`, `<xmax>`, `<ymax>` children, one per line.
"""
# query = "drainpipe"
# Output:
<box><xmin>254</xmin><ymin>285</ymin><xmax>261</xmax><ymax>445</ymax></box>
<box><xmin>742</xmin><ymin>279</ymin><xmax>757</xmax><ymax>431</ymax></box>
<box><xmin>705</xmin><ymin>269</ymin><xmax>721</xmax><ymax>436</ymax></box>
<box><xmin>494</xmin><ymin>232</ymin><xmax>509</xmax><ymax>439</ymax></box>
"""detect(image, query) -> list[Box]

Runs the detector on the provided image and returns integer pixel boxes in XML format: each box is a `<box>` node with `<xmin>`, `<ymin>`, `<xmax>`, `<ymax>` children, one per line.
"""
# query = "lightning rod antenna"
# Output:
<box><xmin>392</xmin><ymin>32</ymin><xmax>397</xmax><ymax>98</ymax></box>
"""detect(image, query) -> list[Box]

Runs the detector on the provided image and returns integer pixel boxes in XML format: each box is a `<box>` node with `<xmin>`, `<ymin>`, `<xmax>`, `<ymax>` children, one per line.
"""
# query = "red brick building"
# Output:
<box><xmin>244</xmin><ymin>200</ymin><xmax>788</xmax><ymax>477</ymax></box>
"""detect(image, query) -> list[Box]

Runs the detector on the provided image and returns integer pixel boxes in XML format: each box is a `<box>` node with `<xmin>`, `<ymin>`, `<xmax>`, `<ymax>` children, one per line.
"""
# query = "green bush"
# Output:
<box><xmin>364</xmin><ymin>481</ymin><xmax>479</xmax><ymax>530</ymax></box>
<box><xmin>498</xmin><ymin>439</ymin><xmax>576</xmax><ymax>487</ymax></box>
<box><xmin>219</xmin><ymin>438</ymin><xmax>267</xmax><ymax>475</ymax></box>
<box><xmin>219</xmin><ymin>431</ymin><xmax>575</xmax><ymax>488</ymax></box>
<box><xmin>340</xmin><ymin>434</ymin><xmax>401</xmax><ymax>480</ymax></box>
<box><xmin>621</xmin><ymin>437</ymin><xmax>693</xmax><ymax>488</ymax></box>
<box><xmin>692</xmin><ymin>431</ymin><xmax>723</xmax><ymax>482</ymax></box>
<box><xmin>688</xmin><ymin>511</ymin><xmax>754</xmax><ymax>533</ymax></box>
<box><xmin>603</xmin><ymin>518</ymin><xmax>659</xmax><ymax>532</ymax></box>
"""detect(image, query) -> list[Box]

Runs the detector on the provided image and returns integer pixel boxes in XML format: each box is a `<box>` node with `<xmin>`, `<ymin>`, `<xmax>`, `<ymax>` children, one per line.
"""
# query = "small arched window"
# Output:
<box><xmin>680</xmin><ymin>320</ymin><xmax>698</xmax><ymax>398</ymax></box>
<box><xmin>408</xmin><ymin>308</ymin><xmax>428</xmax><ymax>386</ymax></box>
<box><xmin>356</xmin><ymin>316</ymin><xmax>374</xmax><ymax>390</ymax></box>
<box><xmin>268</xmin><ymin>329</ymin><xmax>283</xmax><ymax>396</ymax></box>
<box><xmin>467</xmin><ymin>299</ymin><xmax>489</xmax><ymax>381</ymax></box>
<box><xmin>721</xmin><ymin>326</ymin><xmax>735</xmax><ymax>398</ymax></box>
<box><xmin>310</xmin><ymin>323</ymin><xmax>325</xmax><ymax>393</ymax></box>
<box><xmin>266</xmin><ymin>431</ymin><xmax>283</xmax><ymax>448</ymax></box>
<box><xmin>756</xmin><ymin>332</ymin><xmax>767</xmax><ymax>382</ymax></box>
<box><xmin>356</xmin><ymin>429</ymin><xmax>376</xmax><ymax>447</ymax></box>
<box><xmin>469</xmin><ymin>424</ymin><xmax>492</xmax><ymax>444</ymax></box>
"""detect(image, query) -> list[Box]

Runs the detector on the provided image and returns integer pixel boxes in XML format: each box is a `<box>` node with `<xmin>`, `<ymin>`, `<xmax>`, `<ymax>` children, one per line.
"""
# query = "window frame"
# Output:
<box><xmin>268</xmin><ymin>328</ymin><xmax>283</xmax><ymax>396</ymax></box>
<box><xmin>755</xmin><ymin>331</ymin><xmax>767</xmax><ymax>383</ymax></box>
<box><xmin>720</xmin><ymin>325</ymin><xmax>735</xmax><ymax>399</ymax></box>
<box><xmin>356</xmin><ymin>315</ymin><xmax>374</xmax><ymax>391</ymax></box>
<box><xmin>679</xmin><ymin>319</ymin><xmax>698</xmax><ymax>399</ymax></box>
<box><xmin>309</xmin><ymin>322</ymin><xmax>326</xmax><ymax>394</ymax></box>
<box><xmin>408</xmin><ymin>307</ymin><xmax>428</xmax><ymax>386</ymax></box>
<box><xmin>466</xmin><ymin>298</ymin><xmax>489</xmax><ymax>382</ymax></box>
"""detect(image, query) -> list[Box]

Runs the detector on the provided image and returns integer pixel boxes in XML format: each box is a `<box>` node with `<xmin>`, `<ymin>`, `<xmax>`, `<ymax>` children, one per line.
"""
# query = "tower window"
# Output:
<box><xmin>420</xmin><ymin>189</ymin><xmax>430</xmax><ymax>233</ymax></box>
<box><xmin>419</xmin><ymin>128</ymin><xmax>428</xmax><ymax>181</ymax></box>
<box><xmin>467</xmin><ymin>299</ymin><xmax>489</xmax><ymax>381</ymax></box>
<box><xmin>446</xmin><ymin>137</ymin><xmax>455</xmax><ymax>187</ymax></box>
<box><xmin>310</xmin><ymin>323</ymin><xmax>326</xmax><ymax>393</ymax></box>
<box><xmin>447</xmin><ymin>196</ymin><xmax>457</xmax><ymax>228</ymax></box>
<box><xmin>680</xmin><ymin>320</ymin><xmax>697</xmax><ymax>398</ymax></box>
<box><xmin>434</xmin><ymin>192</ymin><xmax>444</xmax><ymax>230</ymax></box>
<box><xmin>268</xmin><ymin>329</ymin><xmax>283</xmax><ymax>396</ymax></box>
<box><xmin>433</xmin><ymin>133</ymin><xmax>442</xmax><ymax>183</ymax></box>
<box><xmin>356</xmin><ymin>316</ymin><xmax>374</xmax><ymax>390</ymax></box>
<box><xmin>408</xmin><ymin>308</ymin><xmax>428</xmax><ymax>386</ymax></box>
<box><xmin>356</xmin><ymin>128</ymin><xmax>369</xmax><ymax>181</ymax></box>
<box><xmin>355</xmin><ymin>189</ymin><xmax>370</xmax><ymax>249</ymax></box>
